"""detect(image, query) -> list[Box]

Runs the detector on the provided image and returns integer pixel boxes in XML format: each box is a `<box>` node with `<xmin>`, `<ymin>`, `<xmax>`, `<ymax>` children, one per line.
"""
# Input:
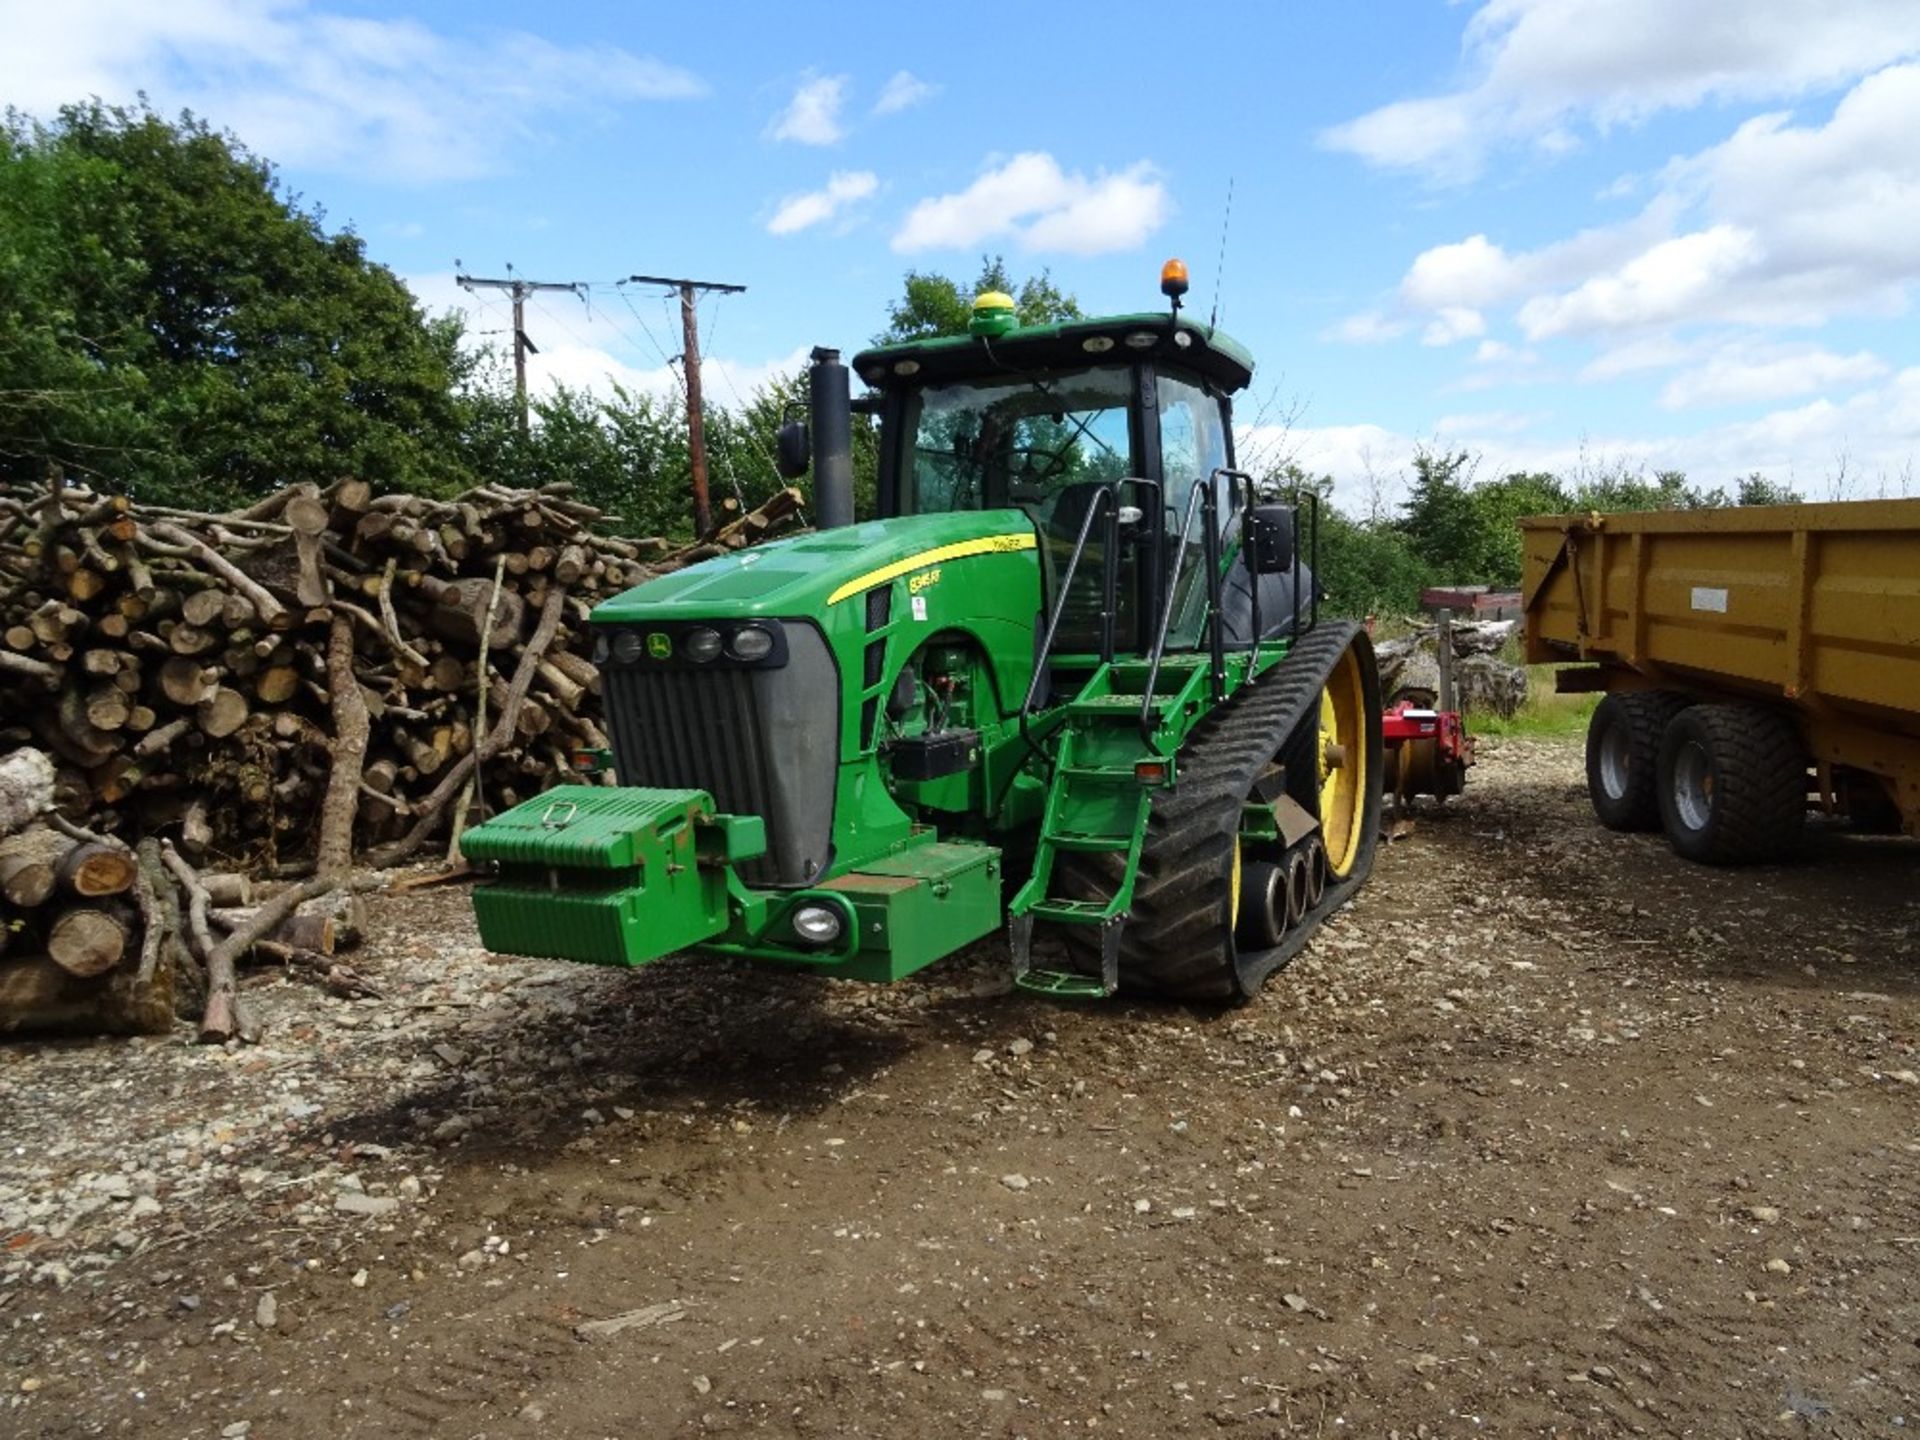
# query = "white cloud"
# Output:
<box><xmin>1402</xmin><ymin>234</ymin><xmax>1517</xmax><ymax>310</ymax></box>
<box><xmin>0</xmin><ymin>0</ymin><xmax>704</xmax><ymax>183</ymax></box>
<box><xmin>1422</xmin><ymin>307</ymin><xmax>1487</xmax><ymax>347</ymax></box>
<box><xmin>1518</xmin><ymin>225</ymin><xmax>1763</xmax><ymax>338</ymax></box>
<box><xmin>892</xmin><ymin>152</ymin><xmax>1170</xmax><ymax>256</ymax></box>
<box><xmin>873</xmin><ymin>70</ymin><xmax>937</xmax><ymax>115</ymax></box>
<box><xmin>766</xmin><ymin>72</ymin><xmax>848</xmax><ymax>145</ymax></box>
<box><xmin>1659</xmin><ymin>344</ymin><xmax>1887</xmax><ymax>410</ymax></box>
<box><xmin>1436</xmin><ymin>410</ymin><xmax>1535</xmax><ymax>435</ymax></box>
<box><xmin>1380</xmin><ymin>63</ymin><xmax>1920</xmax><ymax>359</ymax></box>
<box><xmin>765</xmin><ymin>171</ymin><xmax>879</xmax><ymax>236</ymax></box>
<box><xmin>1246</xmin><ymin>369</ymin><xmax>1920</xmax><ymax>516</ymax></box>
<box><xmin>1578</xmin><ymin>333</ymin><xmax>1704</xmax><ymax>381</ymax></box>
<box><xmin>1325</xmin><ymin>311</ymin><xmax>1408</xmax><ymax>344</ymax></box>
<box><xmin>1322</xmin><ymin>0</ymin><xmax>1920</xmax><ymax>179</ymax></box>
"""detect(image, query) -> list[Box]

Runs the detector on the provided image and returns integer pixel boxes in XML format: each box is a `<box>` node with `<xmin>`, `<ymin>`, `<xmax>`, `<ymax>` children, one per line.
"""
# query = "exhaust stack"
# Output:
<box><xmin>808</xmin><ymin>346</ymin><xmax>855</xmax><ymax>531</ymax></box>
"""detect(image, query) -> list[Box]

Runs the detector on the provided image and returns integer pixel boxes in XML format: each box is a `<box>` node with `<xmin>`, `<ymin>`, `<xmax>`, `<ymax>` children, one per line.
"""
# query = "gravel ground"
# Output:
<box><xmin>3</xmin><ymin>735</ymin><xmax>1917</xmax><ymax>1438</ymax></box>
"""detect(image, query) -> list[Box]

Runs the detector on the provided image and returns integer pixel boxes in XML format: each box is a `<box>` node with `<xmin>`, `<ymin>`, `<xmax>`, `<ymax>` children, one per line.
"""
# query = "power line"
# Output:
<box><xmin>702</xmin><ymin>292</ymin><xmax>785</xmax><ymax>482</ymax></box>
<box><xmin>455</xmin><ymin>267</ymin><xmax>586</xmax><ymax>434</ymax></box>
<box><xmin>625</xmin><ymin>273</ymin><xmax>747</xmax><ymax>537</ymax></box>
<box><xmin>613</xmin><ymin>283</ymin><xmax>685</xmax><ymax>383</ymax></box>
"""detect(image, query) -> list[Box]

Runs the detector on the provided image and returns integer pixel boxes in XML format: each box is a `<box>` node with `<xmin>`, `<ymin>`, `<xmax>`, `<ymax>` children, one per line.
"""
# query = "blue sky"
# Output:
<box><xmin>8</xmin><ymin>1</ymin><xmax>1920</xmax><ymax>509</ymax></box>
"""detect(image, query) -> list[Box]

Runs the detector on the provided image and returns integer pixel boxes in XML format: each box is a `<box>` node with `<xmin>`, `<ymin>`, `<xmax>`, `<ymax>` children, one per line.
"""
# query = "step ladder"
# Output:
<box><xmin>1008</xmin><ymin>726</ymin><xmax>1152</xmax><ymax>998</ymax></box>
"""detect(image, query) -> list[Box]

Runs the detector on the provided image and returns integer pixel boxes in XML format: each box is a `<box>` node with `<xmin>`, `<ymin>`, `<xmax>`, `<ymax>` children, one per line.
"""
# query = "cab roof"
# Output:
<box><xmin>852</xmin><ymin>312</ymin><xmax>1256</xmax><ymax>395</ymax></box>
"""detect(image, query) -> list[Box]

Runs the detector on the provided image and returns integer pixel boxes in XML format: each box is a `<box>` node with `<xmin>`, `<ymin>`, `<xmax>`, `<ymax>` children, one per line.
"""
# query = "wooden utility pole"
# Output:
<box><xmin>455</xmin><ymin>271</ymin><xmax>586</xmax><ymax>434</ymax></box>
<box><xmin>628</xmin><ymin>274</ymin><xmax>747</xmax><ymax>537</ymax></box>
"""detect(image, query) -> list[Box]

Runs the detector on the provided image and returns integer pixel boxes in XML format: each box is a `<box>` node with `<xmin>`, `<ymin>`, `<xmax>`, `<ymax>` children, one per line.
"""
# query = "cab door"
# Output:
<box><xmin>1153</xmin><ymin>368</ymin><xmax>1234</xmax><ymax>651</ymax></box>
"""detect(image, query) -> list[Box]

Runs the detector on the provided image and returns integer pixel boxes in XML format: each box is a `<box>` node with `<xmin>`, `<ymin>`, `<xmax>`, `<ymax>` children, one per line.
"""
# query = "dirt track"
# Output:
<box><xmin>4</xmin><ymin>736</ymin><xmax>1918</xmax><ymax>1437</ymax></box>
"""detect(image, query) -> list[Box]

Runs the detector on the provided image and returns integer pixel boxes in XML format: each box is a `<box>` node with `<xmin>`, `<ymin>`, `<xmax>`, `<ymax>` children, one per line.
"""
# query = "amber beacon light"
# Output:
<box><xmin>1159</xmin><ymin>257</ymin><xmax>1190</xmax><ymax>306</ymax></box>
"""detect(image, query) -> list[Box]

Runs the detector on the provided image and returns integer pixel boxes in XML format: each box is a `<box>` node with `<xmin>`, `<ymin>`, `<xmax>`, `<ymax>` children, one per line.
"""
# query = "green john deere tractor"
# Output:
<box><xmin>461</xmin><ymin>263</ymin><xmax>1383</xmax><ymax>1000</ymax></box>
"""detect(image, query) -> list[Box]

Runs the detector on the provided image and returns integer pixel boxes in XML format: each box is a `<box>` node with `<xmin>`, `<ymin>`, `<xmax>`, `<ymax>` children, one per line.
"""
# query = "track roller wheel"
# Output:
<box><xmin>1283</xmin><ymin>850</ymin><xmax>1310</xmax><ymax>928</ymax></box>
<box><xmin>1304</xmin><ymin>837</ymin><xmax>1327</xmax><ymax>908</ymax></box>
<box><xmin>1236</xmin><ymin>858</ymin><xmax>1288</xmax><ymax>950</ymax></box>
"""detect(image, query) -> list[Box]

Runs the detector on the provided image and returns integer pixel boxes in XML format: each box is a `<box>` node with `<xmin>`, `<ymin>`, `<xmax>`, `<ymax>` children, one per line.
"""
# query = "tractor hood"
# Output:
<box><xmin>591</xmin><ymin>510</ymin><xmax>1041</xmax><ymax>622</ymax></box>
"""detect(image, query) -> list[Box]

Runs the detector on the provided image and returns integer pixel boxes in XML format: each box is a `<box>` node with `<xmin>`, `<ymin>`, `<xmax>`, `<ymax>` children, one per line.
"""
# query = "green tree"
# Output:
<box><xmin>1395</xmin><ymin>449</ymin><xmax>1482</xmax><ymax>580</ymax></box>
<box><xmin>0</xmin><ymin>102</ymin><xmax>467</xmax><ymax>507</ymax></box>
<box><xmin>1734</xmin><ymin>472</ymin><xmax>1801</xmax><ymax>506</ymax></box>
<box><xmin>878</xmin><ymin>256</ymin><xmax>1082</xmax><ymax>342</ymax></box>
<box><xmin>1470</xmin><ymin>471</ymin><xmax>1572</xmax><ymax>587</ymax></box>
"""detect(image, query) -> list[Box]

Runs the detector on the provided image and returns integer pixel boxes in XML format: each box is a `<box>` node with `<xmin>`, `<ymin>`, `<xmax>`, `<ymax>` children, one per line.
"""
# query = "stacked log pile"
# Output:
<box><xmin>0</xmin><ymin>472</ymin><xmax>803</xmax><ymax>868</ymax></box>
<box><xmin>0</xmin><ymin>748</ymin><xmax>173</xmax><ymax>1035</ymax></box>
<box><xmin>0</xmin><ymin>743</ymin><xmax>378</xmax><ymax>1040</ymax></box>
<box><xmin>0</xmin><ymin>471</ymin><xmax>805</xmax><ymax>1040</ymax></box>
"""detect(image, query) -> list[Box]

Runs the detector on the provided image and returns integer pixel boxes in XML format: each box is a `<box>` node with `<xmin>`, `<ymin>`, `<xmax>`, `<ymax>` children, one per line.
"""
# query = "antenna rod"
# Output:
<box><xmin>1209</xmin><ymin>177</ymin><xmax>1235</xmax><ymax>333</ymax></box>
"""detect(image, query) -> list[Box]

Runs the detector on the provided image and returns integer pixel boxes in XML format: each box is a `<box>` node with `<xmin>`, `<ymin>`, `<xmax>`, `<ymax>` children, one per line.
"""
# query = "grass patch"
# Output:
<box><xmin>1468</xmin><ymin>663</ymin><xmax>1597</xmax><ymax>739</ymax></box>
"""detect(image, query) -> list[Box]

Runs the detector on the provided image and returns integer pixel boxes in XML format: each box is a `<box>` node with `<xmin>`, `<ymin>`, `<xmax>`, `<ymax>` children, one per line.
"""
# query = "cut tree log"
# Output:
<box><xmin>317</xmin><ymin>614</ymin><xmax>368</xmax><ymax>880</ymax></box>
<box><xmin>211</xmin><ymin>906</ymin><xmax>333</xmax><ymax>955</ymax></box>
<box><xmin>372</xmin><ymin>585</ymin><xmax>568</xmax><ymax>867</ymax></box>
<box><xmin>55</xmin><ymin>840</ymin><xmax>138</xmax><ymax>898</ymax></box>
<box><xmin>0</xmin><ymin>746</ymin><xmax>55</xmax><ymax>838</ymax></box>
<box><xmin>147</xmin><ymin>523</ymin><xmax>288</xmax><ymax>628</ymax></box>
<box><xmin>196</xmin><ymin>686</ymin><xmax>249</xmax><ymax>739</ymax></box>
<box><xmin>0</xmin><ymin>826</ymin><xmax>67</xmax><ymax>907</ymax></box>
<box><xmin>200</xmin><ymin>872</ymin><xmax>254</xmax><ymax>907</ymax></box>
<box><xmin>48</xmin><ymin>904</ymin><xmax>131</xmax><ymax>977</ymax></box>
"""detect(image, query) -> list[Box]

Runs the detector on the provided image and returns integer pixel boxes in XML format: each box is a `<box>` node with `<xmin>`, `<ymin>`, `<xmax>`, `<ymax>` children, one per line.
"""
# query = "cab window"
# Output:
<box><xmin>1157</xmin><ymin>371</ymin><xmax>1233</xmax><ymax>646</ymax></box>
<box><xmin>902</xmin><ymin>367</ymin><xmax>1133</xmax><ymax>531</ymax></box>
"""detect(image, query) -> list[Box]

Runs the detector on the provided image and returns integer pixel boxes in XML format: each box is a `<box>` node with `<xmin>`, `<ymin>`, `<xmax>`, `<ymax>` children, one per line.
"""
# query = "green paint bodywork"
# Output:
<box><xmin>463</xmin><ymin>307</ymin><xmax>1291</xmax><ymax>987</ymax></box>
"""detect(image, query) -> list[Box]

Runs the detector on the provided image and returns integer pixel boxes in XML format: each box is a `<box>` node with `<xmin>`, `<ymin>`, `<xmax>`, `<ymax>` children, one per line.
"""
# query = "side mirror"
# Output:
<box><xmin>1249</xmin><ymin>505</ymin><xmax>1295</xmax><ymax>573</ymax></box>
<box><xmin>775</xmin><ymin>419</ymin><xmax>811</xmax><ymax>480</ymax></box>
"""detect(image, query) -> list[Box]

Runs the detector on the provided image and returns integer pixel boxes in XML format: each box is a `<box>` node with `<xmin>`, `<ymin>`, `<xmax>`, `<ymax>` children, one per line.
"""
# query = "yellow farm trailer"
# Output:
<box><xmin>1522</xmin><ymin>498</ymin><xmax>1920</xmax><ymax>862</ymax></box>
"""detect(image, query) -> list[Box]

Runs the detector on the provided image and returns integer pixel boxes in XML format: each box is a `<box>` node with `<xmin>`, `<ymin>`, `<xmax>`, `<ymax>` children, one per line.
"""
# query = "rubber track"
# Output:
<box><xmin>1658</xmin><ymin>702</ymin><xmax>1807</xmax><ymax>864</ymax></box>
<box><xmin>1054</xmin><ymin>621</ymin><xmax>1382</xmax><ymax>1001</ymax></box>
<box><xmin>1587</xmin><ymin>690</ymin><xmax>1689</xmax><ymax>832</ymax></box>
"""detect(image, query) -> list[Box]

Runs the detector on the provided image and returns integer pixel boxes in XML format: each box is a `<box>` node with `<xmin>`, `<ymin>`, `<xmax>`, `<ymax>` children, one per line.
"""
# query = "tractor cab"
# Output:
<box><xmin>845</xmin><ymin>275</ymin><xmax>1284</xmax><ymax>665</ymax></box>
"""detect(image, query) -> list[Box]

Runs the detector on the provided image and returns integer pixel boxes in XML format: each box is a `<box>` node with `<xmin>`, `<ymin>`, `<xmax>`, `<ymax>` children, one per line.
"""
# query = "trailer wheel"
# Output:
<box><xmin>1586</xmin><ymin>691</ymin><xmax>1688</xmax><ymax>831</ymax></box>
<box><xmin>1656</xmin><ymin>704</ymin><xmax>1808</xmax><ymax>864</ymax></box>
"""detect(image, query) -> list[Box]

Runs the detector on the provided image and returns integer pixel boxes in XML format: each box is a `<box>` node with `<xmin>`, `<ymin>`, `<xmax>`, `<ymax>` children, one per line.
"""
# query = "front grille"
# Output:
<box><xmin>600</xmin><ymin>624</ymin><xmax>837</xmax><ymax>887</ymax></box>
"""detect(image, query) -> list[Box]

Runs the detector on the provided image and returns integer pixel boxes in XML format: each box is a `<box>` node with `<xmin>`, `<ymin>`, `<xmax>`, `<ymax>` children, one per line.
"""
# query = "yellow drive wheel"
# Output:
<box><xmin>1317</xmin><ymin>644</ymin><xmax>1370</xmax><ymax>878</ymax></box>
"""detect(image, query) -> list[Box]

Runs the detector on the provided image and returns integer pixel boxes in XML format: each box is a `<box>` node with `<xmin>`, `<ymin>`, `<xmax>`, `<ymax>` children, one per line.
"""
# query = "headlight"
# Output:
<box><xmin>682</xmin><ymin>627</ymin><xmax>723</xmax><ymax>663</ymax></box>
<box><xmin>592</xmin><ymin>632</ymin><xmax>611</xmax><ymax>664</ymax></box>
<box><xmin>727</xmin><ymin>624</ymin><xmax>775</xmax><ymax>662</ymax></box>
<box><xmin>790</xmin><ymin>904</ymin><xmax>843</xmax><ymax>946</ymax></box>
<box><xmin>610</xmin><ymin>631</ymin><xmax>643</xmax><ymax>665</ymax></box>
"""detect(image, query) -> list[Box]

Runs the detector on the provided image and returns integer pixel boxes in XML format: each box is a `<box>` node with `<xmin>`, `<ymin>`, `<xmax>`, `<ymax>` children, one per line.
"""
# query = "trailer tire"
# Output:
<box><xmin>1586</xmin><ymin>690</ymin><xmax>1688</xmax><ymax>831</ymax></box>
<box><xmin>1656</xmin><ymin>703</ymin><xmax>1807</xmax><ymax>864</ymax></box>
